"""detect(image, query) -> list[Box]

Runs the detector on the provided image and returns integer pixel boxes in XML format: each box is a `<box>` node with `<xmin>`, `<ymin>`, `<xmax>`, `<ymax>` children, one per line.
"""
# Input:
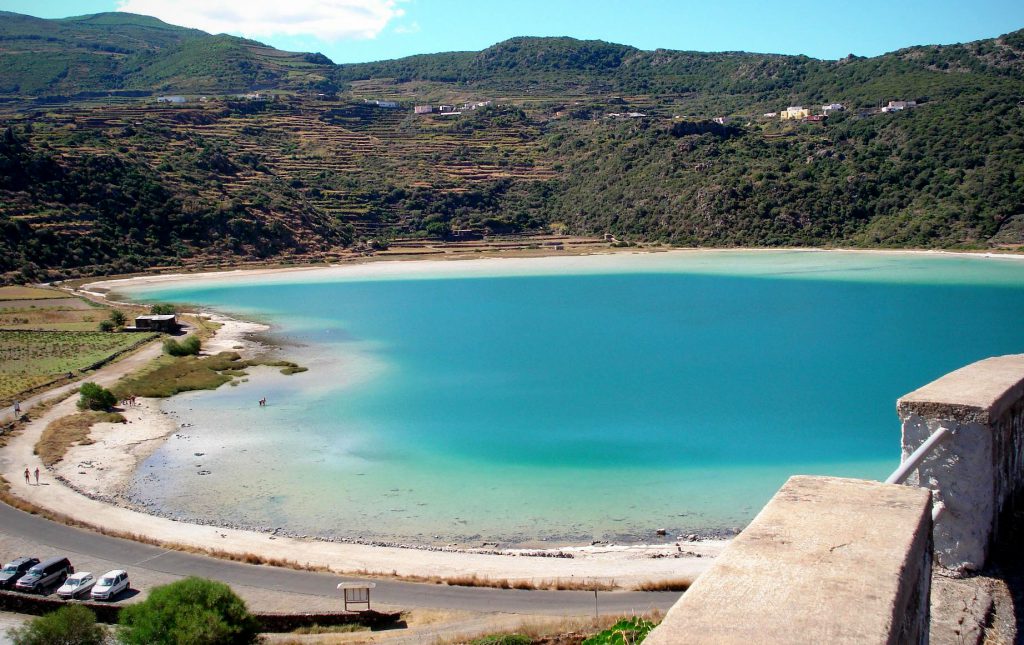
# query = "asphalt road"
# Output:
<box><xmin>0</xmin><ymin>503</ymin><xmax>681</xmax><ymax>616</ymax></box>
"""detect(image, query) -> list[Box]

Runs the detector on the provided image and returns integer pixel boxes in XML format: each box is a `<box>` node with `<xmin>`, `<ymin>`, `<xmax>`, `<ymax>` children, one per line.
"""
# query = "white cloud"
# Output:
<box><xmin>116</xmin><ymin>0</ymin><xmax>404</xmax><ymax>41</ymax></box>
<box><xmin>393</xmin><ymin>21</ymin><xmax>421</xmax><ymax>35</ymax></box>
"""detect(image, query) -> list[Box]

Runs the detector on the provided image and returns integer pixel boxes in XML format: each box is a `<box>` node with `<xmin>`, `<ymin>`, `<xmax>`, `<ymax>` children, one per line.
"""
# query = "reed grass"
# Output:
<box><xmin>35</xmin><ymin>410</ymin><xmax>124</xmax><ymax>466</ymax></box>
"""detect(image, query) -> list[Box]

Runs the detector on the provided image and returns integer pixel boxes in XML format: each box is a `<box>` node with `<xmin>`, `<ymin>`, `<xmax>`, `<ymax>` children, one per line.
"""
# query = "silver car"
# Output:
<box><xmin>90</xmin><ymin>570</ymin><xmax>129</xmax><ymax>600</ymax></box>
<box><xmin>56</xmin><ymin>572</ymin><xmax>95</xmax><ymax>599</ymax></box>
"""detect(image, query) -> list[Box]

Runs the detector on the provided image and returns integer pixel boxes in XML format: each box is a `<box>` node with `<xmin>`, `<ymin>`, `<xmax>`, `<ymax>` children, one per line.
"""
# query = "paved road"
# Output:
<box><xmin>0</xmin><ymin>503</ymin><xmax>681</xmax><ymax>616</ymax></box>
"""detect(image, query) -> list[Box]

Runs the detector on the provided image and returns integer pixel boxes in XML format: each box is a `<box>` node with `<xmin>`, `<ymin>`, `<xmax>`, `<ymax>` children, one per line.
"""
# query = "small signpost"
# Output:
<box><xmin>337</xmin><ymin>581</ymin><xmax>376</xmax><ymax>612</ymax></box>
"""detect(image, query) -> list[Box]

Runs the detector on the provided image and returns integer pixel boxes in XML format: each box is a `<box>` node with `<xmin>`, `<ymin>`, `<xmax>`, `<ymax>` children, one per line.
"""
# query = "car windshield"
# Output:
<box><xmin>99</xmin><ymin>577</ymin><xmax>114</xmax><ymax>585</ymax></box>
<box><xmin>66</xmin><ymin>580</ymin><xmax>80</xmax><ymax>587</ymax></box>
<box><xmin>2</xmin><ymin>565</ymin><xmax>17</xmax><ymax>573</ymax></box>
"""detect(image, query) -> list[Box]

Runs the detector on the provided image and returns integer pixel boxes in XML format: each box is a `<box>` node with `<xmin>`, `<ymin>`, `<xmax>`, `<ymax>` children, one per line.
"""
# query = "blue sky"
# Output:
<box><xmin>3</xmin><ymin>0</ymin><xmax>1024</xmax><ymax>64</ymax></box>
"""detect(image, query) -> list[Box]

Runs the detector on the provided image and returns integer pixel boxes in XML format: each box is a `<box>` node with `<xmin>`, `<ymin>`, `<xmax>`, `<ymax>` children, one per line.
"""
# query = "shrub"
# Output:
<box><xmin>7</xmin><ymin>605</ymin><xmax>106</xmax><ymax>645</ymax></box>
<box><xmin>98</xmin><ymin>319</ymin><xmax>115</xmax><ymax>332</ymax></box>
<box><xmin>583</xmin><ymin>617</ymin><xmax>657</xmax><ymax>645</ymax></box>
<box><xmin>109</xmin><ymin>309</ymin><xmax>126</xmax><ymax>327</ymax></box>
<box><xmin>470</xmin><ymin>635</ymin><xmax>532</xmax><ymax>645</ymax></box>
<box><xmin>78</xmin><ymin>382</ymin><xmax>116</xmax><ymax>411</ymax></box>
<box><xmin>118</xmin><ymin>577</ymin><xmax>259</xmax><ymax>645</ymax></box>
<box><xmin>150</xmin><ymin>304</ymin><xmax>176</xmax><ymax>315</ymax></box>
<box><xmin>163</xmin><ymin>336</ymin><xmax>201</xmax><ymax>356</ymax></box>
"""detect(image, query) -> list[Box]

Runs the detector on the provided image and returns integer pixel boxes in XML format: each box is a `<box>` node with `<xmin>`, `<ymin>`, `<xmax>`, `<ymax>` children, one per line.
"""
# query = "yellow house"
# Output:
<box><xmin>780</xmin><ymin>106</ymin><xmax>810</xmax><ymax>121</ymax></box>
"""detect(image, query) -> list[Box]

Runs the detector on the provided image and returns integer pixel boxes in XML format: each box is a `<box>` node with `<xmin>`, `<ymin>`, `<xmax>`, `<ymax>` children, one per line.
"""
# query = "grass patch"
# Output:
<box><xmin>257</xmin><ymin>359</ymin><xmax>308</xmax><ymax>375</ymax></box>
<box><xmin>113</xmin><ymin>352</ymin><xmax>242</xmax><ymax>398</ymax></box>
<box><xmin>440</xmin><ymin>612</ymin><xmax>665</xmax><ymax>645</ymax></box>
<box><xmin>0</xmin><ymin>286</ymin><xmax>72</xmax><ymax>300</ymax></box>
<box><xmin>292</xmin><ymin>624</ymin><xmax>369</xmax><ymax>635</ymax></box>
<box><xmin>36</xmin><ymin>410</ymin><xmax>125</xmax><ymax>466</ymax></box>
<box><xmin>469</xmin><ymin>635</ymin><xmax>531</xmax><ymax>645</ymax></box>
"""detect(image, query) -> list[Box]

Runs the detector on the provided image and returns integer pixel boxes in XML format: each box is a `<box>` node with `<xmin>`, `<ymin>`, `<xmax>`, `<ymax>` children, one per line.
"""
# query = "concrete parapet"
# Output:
<box><xmin>645</xmin><ymin>476</ymin><xmax>932</xmax><ymax>645</ymax></box>
<box><xmin>898</xmin><ymin>353</ymin><xmax>1024</xmax><ymax>571</ymax></box>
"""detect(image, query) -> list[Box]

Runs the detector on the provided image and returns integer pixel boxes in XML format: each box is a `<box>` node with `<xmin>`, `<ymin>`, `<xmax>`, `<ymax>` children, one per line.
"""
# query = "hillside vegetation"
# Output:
<box><xmin>1</xmin><ymin>12</ymin><xmax>1023</xmax><ymax>282</ymax></box>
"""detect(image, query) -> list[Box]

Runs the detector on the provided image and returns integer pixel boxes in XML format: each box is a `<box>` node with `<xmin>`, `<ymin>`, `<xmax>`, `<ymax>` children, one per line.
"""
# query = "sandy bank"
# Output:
<box><xmin>80</xmin><ymin>246</ymin><xmax>1024</xmax><ymax>297</ymax></box>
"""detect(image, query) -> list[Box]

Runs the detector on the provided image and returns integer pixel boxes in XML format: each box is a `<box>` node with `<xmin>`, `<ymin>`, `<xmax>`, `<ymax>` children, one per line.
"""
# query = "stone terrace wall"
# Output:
<box><xmin>898</xmin><ymin>353</ymin><xmax>1024</xmax><ymax>571</ymax></box>
<box><xmin>645</xmin><ymin>476</ymin><xmax>933</xmax><ymax>645</ymax></box>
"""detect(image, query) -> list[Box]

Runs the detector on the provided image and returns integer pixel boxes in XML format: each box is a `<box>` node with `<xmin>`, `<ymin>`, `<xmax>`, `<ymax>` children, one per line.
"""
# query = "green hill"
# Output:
<box><xmin>0</xmin><ymin>11</ymin><xmax>336</xmax><ymax>96</ymax></box>
<box><xmin>1</xmin><ymin>13</ymin><xmax>1023</xmax><ymax>282</ymax></box>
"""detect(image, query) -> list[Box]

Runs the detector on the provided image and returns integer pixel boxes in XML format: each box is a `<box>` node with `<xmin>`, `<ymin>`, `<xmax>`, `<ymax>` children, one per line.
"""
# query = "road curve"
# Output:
<box><xmin>0</xmin><ymin>503</ymin><xmax>681</xmax><ymax>615</ymax></box>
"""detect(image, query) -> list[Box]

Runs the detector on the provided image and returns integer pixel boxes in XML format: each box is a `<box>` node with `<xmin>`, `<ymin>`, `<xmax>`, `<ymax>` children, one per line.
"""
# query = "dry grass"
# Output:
<box><xmin>0</xmin><ymin>286</ymin><xmax>72</xmax><ymax>301</ymax></box>
<box><xmin>35</xmin><ymin>410</ymin><xmax>125</xmax><ymax>466</ymax></box>
<box><xmin>348</xmin><ymin>569</ymin><xmax>617</xmax><ymax>591</ymax></box>
<box><xmin>291</xmin><ymin>624</ymin><xmax>370</xmax><ymax>635</ymax></box>
<box><xmin>632</xmin><ymin>577</ymin><xmax>693</xmax><ymax>592</ymax></box>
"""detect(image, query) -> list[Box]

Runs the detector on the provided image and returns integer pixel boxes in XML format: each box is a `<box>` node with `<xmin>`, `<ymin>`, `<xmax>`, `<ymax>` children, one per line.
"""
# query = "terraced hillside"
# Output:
<box><xmin>1</xmin><ymin>12</ymin><xmax>1023</xmax><ymax>283</ymax></box>
<box><xmin>0</xmin><ymin>95</ymin><xmax>561</xmax><ymax>282</ymax></box>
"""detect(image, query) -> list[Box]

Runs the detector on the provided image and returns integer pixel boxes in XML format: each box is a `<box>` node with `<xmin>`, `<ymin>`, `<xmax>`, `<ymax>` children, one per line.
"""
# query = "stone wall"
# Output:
<box><xmin>897</xmin><ymin>353</ymin><xmax>1024</xmax><ymax>571</ymax></box>
<box><xmin>645</xmin><ymin>476</ymin><xmax>933</xmax><ymax>645</ymax></box>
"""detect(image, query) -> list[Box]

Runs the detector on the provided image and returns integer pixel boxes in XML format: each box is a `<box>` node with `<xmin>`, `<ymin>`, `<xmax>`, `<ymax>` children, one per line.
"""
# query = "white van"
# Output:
<box><xmin>90</xmin><ymin>570</ymin><xmax>129</xmax><ymax>600</ymax></box>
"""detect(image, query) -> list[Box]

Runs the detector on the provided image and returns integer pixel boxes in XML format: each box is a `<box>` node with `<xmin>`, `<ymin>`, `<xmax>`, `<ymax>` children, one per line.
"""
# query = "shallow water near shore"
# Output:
<box><xmin>120</xmin><ymin>251</ymin><xmax>1024</xmax><ymax>545</ymax></box>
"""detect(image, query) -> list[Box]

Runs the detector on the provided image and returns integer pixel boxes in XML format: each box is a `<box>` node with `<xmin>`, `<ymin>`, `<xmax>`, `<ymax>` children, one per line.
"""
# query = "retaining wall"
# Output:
<box><xmin>897</xmin><ymin>353</ymin><xmax>1024</xmax><ymax>571</ymax></box>
<box><xmin>645</xmin><ymin>476</ymin><xmax>933</xmax><ymax>645</ymax></box>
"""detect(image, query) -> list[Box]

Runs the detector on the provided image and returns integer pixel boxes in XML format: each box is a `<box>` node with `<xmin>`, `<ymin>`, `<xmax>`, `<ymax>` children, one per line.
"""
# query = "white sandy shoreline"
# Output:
<box><xmin>81</xmin><ymin>246</ymin><xmax>1024</xmax><ymax>297</ymax></box>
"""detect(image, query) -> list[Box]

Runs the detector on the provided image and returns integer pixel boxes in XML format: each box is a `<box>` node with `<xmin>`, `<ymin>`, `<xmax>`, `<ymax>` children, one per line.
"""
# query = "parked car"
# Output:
<box><xmin>56</xmin><ymin>572</ymin><xmax>95</xmax><ymax>599</ymax></box>
<box><xmin>14</xmin><ymin>557</ymin><xmax>73</xmax><ymax>593</ymax></box>
<box><xmin>90</xmin><ymin>570</ymin><xmax>129</xmax><ymax>600</ymax></box>
<box><xmin>0</xmin><ymin>557</ymin><xmax>39</xmax><ymax>589</ymax></box>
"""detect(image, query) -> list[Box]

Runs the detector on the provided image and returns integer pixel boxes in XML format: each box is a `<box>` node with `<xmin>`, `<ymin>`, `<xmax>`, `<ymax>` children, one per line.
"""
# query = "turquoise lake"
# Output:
<box><xmin>120</xmin><ymin>251</ymin><xmax>1024</xmax><ymax>546</ymax></box>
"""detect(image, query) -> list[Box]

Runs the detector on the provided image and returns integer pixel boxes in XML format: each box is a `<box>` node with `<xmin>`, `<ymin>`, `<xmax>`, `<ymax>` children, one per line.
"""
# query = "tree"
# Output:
<box><xmin>78</xmin><ymin>382</ymin><xmax>116</xmax><ymax>411</ymax></box>
<box><xmin>7</xmin><ymin>605</ymin><xmax>106</xmax><ymax>645</ymax></box>
<box><xmin>163</xmin><ymin>336</ymin><xmax>201</xmax><ymax>357</ymax></box>
<box><xmin>109</xmin><ymin>310</ymin><xmax>126</xmax><ymax>327</ymax></box>
<box><xmin>150</xmin><ymin>304</ymin><xmax>176</xmax><ymax>315</ymax></box>
<box><xmin>118</xmin><ymin>577</ymin><xmax>258</xmax><ymax>645</ymax></box>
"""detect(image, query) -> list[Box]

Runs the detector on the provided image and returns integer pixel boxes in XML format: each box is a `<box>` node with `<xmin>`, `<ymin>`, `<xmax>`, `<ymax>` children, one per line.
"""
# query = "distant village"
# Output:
<box><xmin>153</xmin><ymin>92</ymin><xmax>920</xmax><ymax>128</ymax></box>
<box><xmin>745</xmin><ymin>99</ymin><xmax>918</xmax><ymax>124</ymax></box>
<box><xmin>761</xmin><ymin>99</ymin><xmax>917</xmax><ymax>122</ymax></box>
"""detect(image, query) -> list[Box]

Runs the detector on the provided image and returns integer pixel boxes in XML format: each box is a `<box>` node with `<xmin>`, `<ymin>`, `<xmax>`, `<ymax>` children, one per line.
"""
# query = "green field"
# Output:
<box><xmin>0</xmin><ymin>330</ymin><xmax>156</xmax><ymax>404</ymax></box>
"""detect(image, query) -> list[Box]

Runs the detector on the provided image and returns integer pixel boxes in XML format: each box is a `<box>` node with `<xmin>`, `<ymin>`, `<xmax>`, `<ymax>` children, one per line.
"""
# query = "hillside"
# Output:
<box><xmin>1</xmin><ymin>12</ymin><xmax>1023</xmax><ymax>282</ymax></box>
<box><xmin>0</xmin><ymin>11</ymin><xmax>337</xmax><ymax>96</ymax></box>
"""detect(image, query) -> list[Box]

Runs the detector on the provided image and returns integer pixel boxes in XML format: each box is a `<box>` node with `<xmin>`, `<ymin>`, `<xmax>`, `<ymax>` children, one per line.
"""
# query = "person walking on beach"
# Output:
<box><xmin>12</xmin><ymin>401</ymin><xmax>20</xmax><ymax>415</ymax></box>
<box><xmin>23</xmin><ymin>468</ymin><xmax>29</xmax><ymax>485</ymax></box>
<box><xmin>33</xmin><ymin>468</ymin><xmax>39</xmax><ymax>485</ymax></box>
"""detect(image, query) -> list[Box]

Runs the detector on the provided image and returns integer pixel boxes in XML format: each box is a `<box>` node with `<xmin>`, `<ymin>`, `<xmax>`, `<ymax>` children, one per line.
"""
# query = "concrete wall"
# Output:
<box><xmin>897</xmin><ymin>353</ymin><xmax>1024</xmax><ymax>571</ymax></box>
<box><xmin>645</xmin><ymin>476</ymin><xmax>933</xmax><ymax>645</ymax></box>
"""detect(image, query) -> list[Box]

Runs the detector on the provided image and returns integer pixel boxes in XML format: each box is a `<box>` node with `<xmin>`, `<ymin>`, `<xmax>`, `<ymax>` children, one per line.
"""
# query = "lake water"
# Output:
<box><xmin>120</xmin><ymin>251</ymin><xmax>1024</xmax><ymax>546</ymax></box>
